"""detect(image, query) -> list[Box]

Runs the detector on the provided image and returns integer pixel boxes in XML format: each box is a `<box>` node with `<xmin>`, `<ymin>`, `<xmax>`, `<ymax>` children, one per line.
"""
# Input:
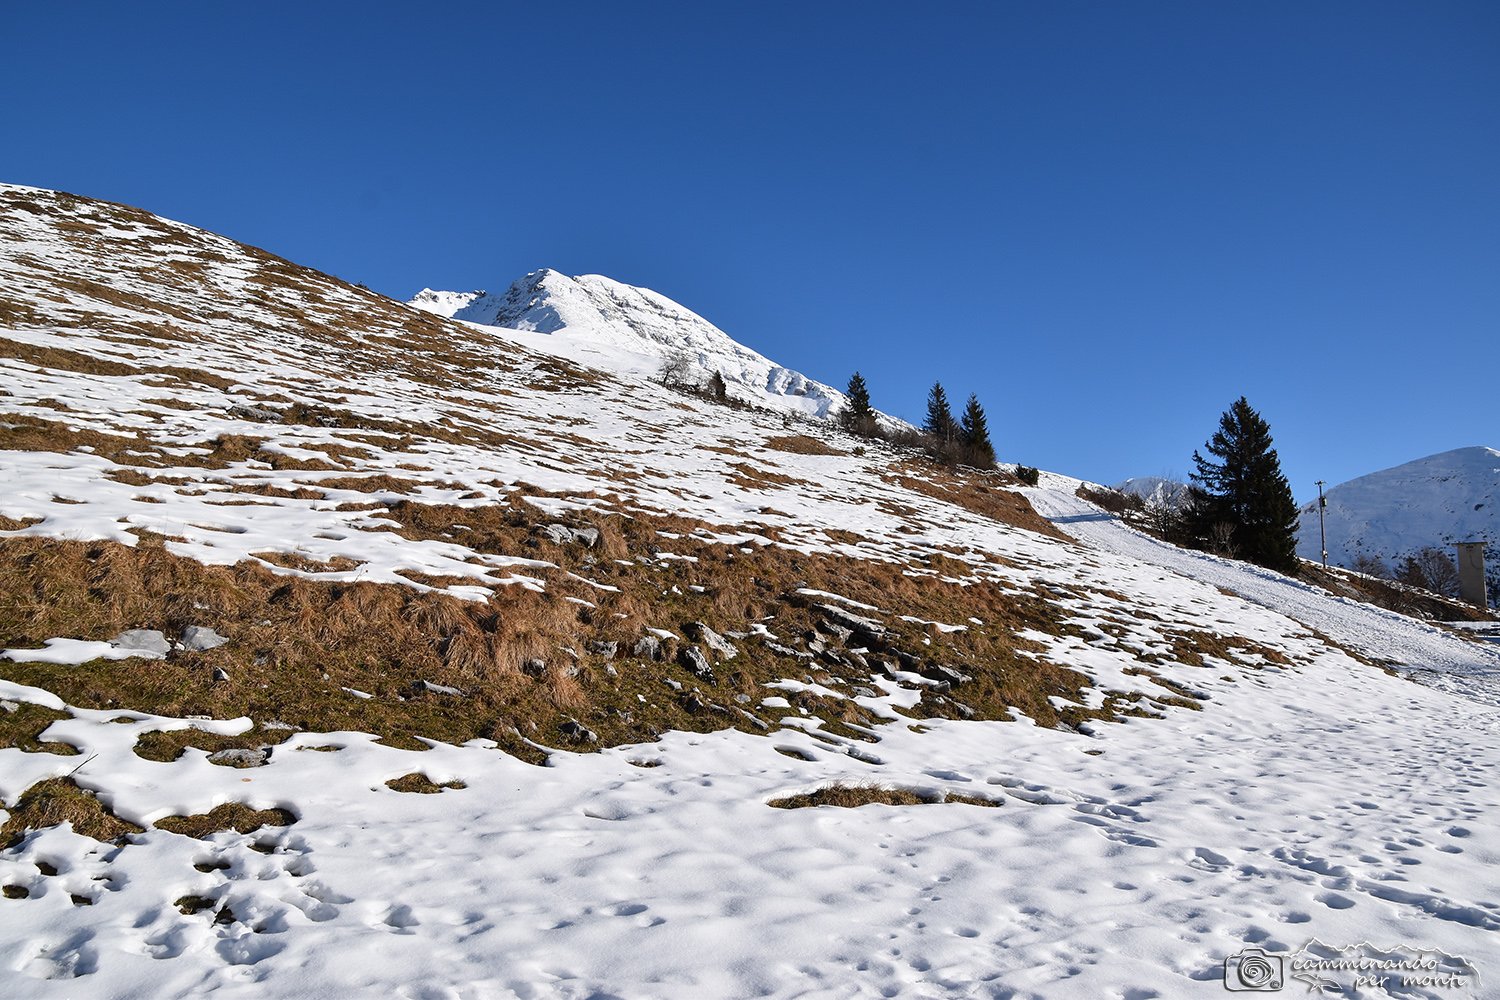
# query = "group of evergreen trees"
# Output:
<box><xmin>838</xmin><ymin>373</ymin><xmax>997</xmax><ymax>470</ymax></box>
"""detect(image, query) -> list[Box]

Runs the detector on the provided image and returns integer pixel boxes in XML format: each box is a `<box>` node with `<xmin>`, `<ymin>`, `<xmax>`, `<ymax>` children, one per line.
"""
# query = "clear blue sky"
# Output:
<box><xmin>5</xmin><ymin>2</ymin><xmax>1497</xmax><ymax>498</ymax></box>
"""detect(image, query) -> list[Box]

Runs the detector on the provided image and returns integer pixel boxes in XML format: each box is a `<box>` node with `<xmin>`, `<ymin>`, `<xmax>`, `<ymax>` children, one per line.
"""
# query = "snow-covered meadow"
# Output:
<box><xmin>2</xmin><ymin>183</ymin><xmax>1498</xmax><ymax>998</ymax></box>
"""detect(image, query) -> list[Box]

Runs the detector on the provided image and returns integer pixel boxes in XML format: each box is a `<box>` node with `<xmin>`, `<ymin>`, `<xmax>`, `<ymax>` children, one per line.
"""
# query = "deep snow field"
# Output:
<box><xmin>1</xmin><ymin>183</ymin><xmax>1498</xmax><ymax>998</ymax></box>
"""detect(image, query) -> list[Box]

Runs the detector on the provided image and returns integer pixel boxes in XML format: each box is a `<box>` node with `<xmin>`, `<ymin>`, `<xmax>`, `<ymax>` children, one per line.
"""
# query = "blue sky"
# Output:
<box><xmin>5</xmin><ymin>2</ymin><xmax>1496</xmax><ymax>497</ymax></box>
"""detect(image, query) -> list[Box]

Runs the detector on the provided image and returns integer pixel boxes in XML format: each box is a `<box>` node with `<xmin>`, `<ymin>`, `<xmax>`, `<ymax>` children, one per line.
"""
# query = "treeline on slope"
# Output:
<box><xmin>839</xmin><ymin>372</ymin><xmax>1026</xmax><ymax>478</ymax></box>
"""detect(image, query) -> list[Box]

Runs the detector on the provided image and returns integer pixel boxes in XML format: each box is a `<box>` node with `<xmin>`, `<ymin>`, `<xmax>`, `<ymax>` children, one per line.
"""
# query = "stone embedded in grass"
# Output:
<box><xmin>631</xmin><ymin>636</ymin><xmax>662</xmax><ymax>660</ymax></box>
<box><xmin>686</xmin><ymin>622</ymin><xmax>738</xmax><ymax>659</ymax></box>
<box><xmin>522</xmin><ymin>658</ymin><xmax>547</xmax><ymax>679</ymax></box>
<box><xmin>559</xmin><ymin>719</ymin><xmax>597</xmax><ymax>743</ymax></box>
<box><xmin>207</xmin><ymin>747</ymin><xmax>270</xmax><ymax>768</ymax></box>
<box><xmin>586</xmin><ymin>640</ymin><xmax>618</xmax><ymax>660</ymax></box>
<box><xmin>410</xmin><ymin>679</ymin><xmax>465</xmax><ymax>697</ymax></box>
<box><xmin>181</xmin><ymin>625</ymin><xmax>229</xmax><ymax>652</ymax></box>
<box><xmin>110</xmin><ymin>629</ymin><xmax>170</xmax><ymax>657</ymax></box>
<box><xmin>677</xmin><ymin>645</ymin><xmax>715</xmax><ymax>683</ymax></box>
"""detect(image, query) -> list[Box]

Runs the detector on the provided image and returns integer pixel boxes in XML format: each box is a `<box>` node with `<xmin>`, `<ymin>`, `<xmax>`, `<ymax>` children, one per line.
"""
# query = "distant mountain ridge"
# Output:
<box><xmin>1296</xmin><ymin>446</ymin><xmax>1500</xmax><ymax>574</ymax></box>
<box><xmin>411</xmin><ymin>269</ymin><xmax>846</xmax><ymax>419</ymax></box>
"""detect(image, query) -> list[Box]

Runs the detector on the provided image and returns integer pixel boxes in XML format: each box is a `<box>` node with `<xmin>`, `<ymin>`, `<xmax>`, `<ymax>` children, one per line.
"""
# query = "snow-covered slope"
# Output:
<box><xmin>3</xmin><ymin>184</ymin><xmax>1499</xmax><ymax>999</ymax></box>
<box><xmin>411</xmin><ymin>269</ymin><xmax>847</xmax><ymax>418</ymax></box>
<box><xmin>1296</xmin><ymin>446</ymin><xmax>1500</xmax><ymax>568</ymax></box>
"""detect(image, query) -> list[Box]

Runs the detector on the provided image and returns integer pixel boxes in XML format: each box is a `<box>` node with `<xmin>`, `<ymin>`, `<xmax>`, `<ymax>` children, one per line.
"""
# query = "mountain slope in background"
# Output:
<box><xmin>1114</xmin><ymin>475</ymin><xmax>1190</xmax><ymax>510</ymax></box>
<box><xmin>411</xmin><ymin>269</ymin><xmax>847</xmax><ymax>418</ymax></box>
<box><xmin>1297</xmin><ymin>446</ymin><xmax>1500</xmax><ymax>572</ymax></box>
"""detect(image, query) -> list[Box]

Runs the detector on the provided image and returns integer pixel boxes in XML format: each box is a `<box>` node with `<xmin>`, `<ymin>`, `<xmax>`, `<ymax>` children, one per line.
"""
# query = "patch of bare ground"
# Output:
<box><xmin>154</xmin><ymin>803</ymin><xmax>297</xmax><ymax>839</ymax></box>
<box><xmin>0</xmin><ymin>480</ymin><xmax>1250</xmax><ymax>760</ymax></box>
<box><xmin>0</xmin><ymin>336</ymin><xmax>141</xmax><ymax>376</ymax></box>
<box><xmin>886</xmin><ymin>463</ymin><xmax>1073</xmax><ymax>543</ymax></box>
<box><xmin>386</xmin><ymin>773</ymin><xmax>466</xmax><ymax>793</ymax></box>
<box><xmin>727</xmin><ymin>462</ymin><xmax>812</xmax><ymax>491</ymax></box>
<box><xmin>762</xmin><ymin>434</ymin><xmax>845</xmax><ymax>456</ymax></box>
<box><xmin>0</xmin><ymin>702</ymin><xmax>81</xmax><ymax>755</ymax></box>
<box><xmin>768</xmin><ymin>783</ymin><xmax>1000</xmax><ymax>809</ymax></box>
<box><xmin>1</xmin><ymin>778</ymin><xmax>144</xmax><ymax>848</ymax></box>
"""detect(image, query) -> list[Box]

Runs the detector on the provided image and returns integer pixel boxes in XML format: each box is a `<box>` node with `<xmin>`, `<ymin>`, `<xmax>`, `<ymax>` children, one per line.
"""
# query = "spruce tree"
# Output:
<box><xmin>1188</xmin><ymin>396</ymin><xmax>1300</xmax><ymax>574</ymax></box>
<box><xmin>922</xmin><ymin>382</ymin><xmax>957</xmax><ymax>443</ymax></box>
<box><xmin>958</xmin><ymin>394</ymin><xmax>996</xmax><ymax>469</ymax></box>
<box><xmin>839</xmin><ymin>372</ymin><xmax>876</xmax><ymax>436</ymax></box>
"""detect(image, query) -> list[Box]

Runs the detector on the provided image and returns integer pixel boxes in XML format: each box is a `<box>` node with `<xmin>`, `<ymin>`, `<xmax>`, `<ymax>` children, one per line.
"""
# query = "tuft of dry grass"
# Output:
<box><xmin>154</xmin><ymin>803</ymin><xmax>297</xmax><ymax>839</ymax></box>
<box><xmin>768</xmin><ymin>783</ymin><xmax>1000</xmax><ymax>809</ymax></box>
<box><xmin>1</xmin><ymin>778</ymin><xmax>144</xmax><ymax>848</ymax></box>
<box><xmin>0</xmin><ymin>702</ymin><xmax>81</xmax><ymax>755</ymax></box>
<box><xmin>385</xmin><ymin>773</ymin><xmax>467</xmax><ymax>793</ymax></box>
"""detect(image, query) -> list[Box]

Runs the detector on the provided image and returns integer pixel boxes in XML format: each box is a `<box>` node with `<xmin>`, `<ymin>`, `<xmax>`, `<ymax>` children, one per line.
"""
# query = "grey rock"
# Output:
<box><xmin>763</xmin><ymin>640</ymin><xmax>808</xmax><ymax>660</ymax></box>
<box><xmin>685</xmin><ymin>622</ymin><xmax>737</xmax><ymax>660</ymax></box>
<box><xmin>181</xmin><ymin>625</ymin><xmax>230</xmax><ymax>652</ymax></box>
<box><xmin>228</xmin><ymin>404</ymin><xmax>280</xmax><ymax>422</ymax></box>
<box><xmin>603</xmin><ymin>664</ymin><xmax>619</xmax><ymax>678</ymax></box>
<box><xmin>260</xmin><ymin>720</ymin><xmax>296</xmax><ymax>731</ymax></box>
<box><xmin>631</xmin><ymin>636</ymin><xmax>662</xmax><ymax>661</ymax></box>
<box><xmin>820</xmin><ymin>604</ymin><xmax>890</xmax><ymax>642</ymax></box>
<box><xmin>539</xmin><ymin>524</ymin><xmax>600</xmax><ymax>548</ymax></box>
<box><xmin>586</xmin><ymin>640</ymin><xmax>619</xmax><ymax>660</ymax></box>
<box><xmin>111</xmin><ymin>629</ymin><xmax>170</xmax><ymax>657</ymax></box>
<box><xmin>681</xmin><ymin>694</ymin><xmax>706</xmax><ymax>714</ymax></box>
<box><xmin>818</xmin><ymin>622</ymin><xmax>854</xmax><ymax>646</ymax></box>
<box><xmin>0</xmin><ymin>700</ymin><xmax>18</xmax><ymax>713</ymax></box>
<box><xmin>853</xmin><ymin>687</ymin><xmax>878</xmax><ymax>699</ymax></box>
<box><xmin>522</xmin><ymin>658</ymin><xmax>547</xmax><ymax>679</ymax></box>
<box><xmin>663</xmin><ymin>678</ymin><xmax>683</xmax><ymax>691</ymax></box>
<box><xmin>734</xmin><ymin>694</ymin><xmax>751</xmax><ymax>704</ymax></box>
<box><xmin>210</xmin><ymin>667</ymin><xmax>230</xmax><ymax>684</ymax></box>
<box><xmin>559</xmin><ymin>719</ymin><xmax>596</xmax><ymax>743</ymax></box>
<box><xmin>924</xmin><ymin>665</ymin><xmax>968</xmax><ymax>686</ymax></box>
<box><xmin>676</xmin><ymin>645</ymin><xmax>715</xmax><ymax>683</ymax></box>
<box><xmin>208</xmin><ymin>747</ymin><xmax>269</xmax><ymax>768</ymax></box>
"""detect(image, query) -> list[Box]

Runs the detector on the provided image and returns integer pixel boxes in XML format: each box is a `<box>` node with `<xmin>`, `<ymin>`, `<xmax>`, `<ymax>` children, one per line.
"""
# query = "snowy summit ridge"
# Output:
<box><xmin>1296</xmin><ymin>445</ymin><xmax>1500</xmax><ymax>568</ymax></box>
<box><xmin>411</xmin><ymin>269</ymin><xmax>846</xmax><ymax>418</ymax></box>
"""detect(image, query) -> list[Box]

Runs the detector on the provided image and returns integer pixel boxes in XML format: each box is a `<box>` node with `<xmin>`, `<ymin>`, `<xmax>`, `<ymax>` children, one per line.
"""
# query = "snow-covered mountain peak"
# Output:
<box><xmin>1296</xmin><ymin>445</ymin><xmax>1500</xmax><ymax>568</ymax></box>
<box><xmin>409</xmin><ymin>287</ymin><xmax>484</xmax><ymax>316</ymax></box>
<box><xmin>410</xmin><ymin>269</ymin><xmax>846</xmax><ymax>418</ymax></box>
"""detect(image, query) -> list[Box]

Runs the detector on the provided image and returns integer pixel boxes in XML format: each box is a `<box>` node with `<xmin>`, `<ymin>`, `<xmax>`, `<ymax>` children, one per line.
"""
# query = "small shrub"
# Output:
<box><xmin>1014</xmin><ymin>465</ymin><xmax>1040</xmax><ymax>486</ymax></box>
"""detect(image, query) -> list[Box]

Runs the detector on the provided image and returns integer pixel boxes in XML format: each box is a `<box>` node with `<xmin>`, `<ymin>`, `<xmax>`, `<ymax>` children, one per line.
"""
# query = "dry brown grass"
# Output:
<box><xmin>888</xmin><ymin>464</ymin><xmax>1073</xmax><ymax>543</ymax></box>
<box><xmin>154</xmin><ymin>803</ymin><xmax>297</xmax><ymax>839</ymax></box>
<box><xmin>768</xmin><ymin>782</ymin><xmax>1000</xmax><ymax>809</ymax></box>
<box><xmin>0</xmin><ymin>336</ymin><xmax>140</xmax><ymax>376</ymax></box>
<box><xmin>0</xmin><ymin>703</ymin><xmax>81</xmax><ymax>755</ymax></box>
<box><xmin>1</xmin><ymin>778</ymin><xmax>144</xmax><ymax>848</ymax></box>
<box><xmin>386</xmin><ymin>773</ymin><xmax>467</xmax><ymax>793</ymax></box>
<box><xmin>763</xmin><ymin>435</ymin><xmax>845</xmax><ymax>456</ymax></box>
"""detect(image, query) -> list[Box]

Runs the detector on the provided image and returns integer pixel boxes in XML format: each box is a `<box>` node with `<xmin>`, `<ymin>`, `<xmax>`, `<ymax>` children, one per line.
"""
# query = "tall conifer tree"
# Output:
<box><xmin>958</xmin><ymin>394</ymin><xmax>995</xmax><ymax>469</ymax></box>
<box><xmin>1189</xmin><ymin>396</ymin><xmax>1300</xmax><ymax>574</ymax></box>
<box><xmin>839</xmin><ymin>372</ymin><xmax>876</xmax><ymax>436</ymax></box>
<box><xmin>922</xmin><ymin>382</ymin><xmax>957</xmax><ymax>442</ymax></box>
